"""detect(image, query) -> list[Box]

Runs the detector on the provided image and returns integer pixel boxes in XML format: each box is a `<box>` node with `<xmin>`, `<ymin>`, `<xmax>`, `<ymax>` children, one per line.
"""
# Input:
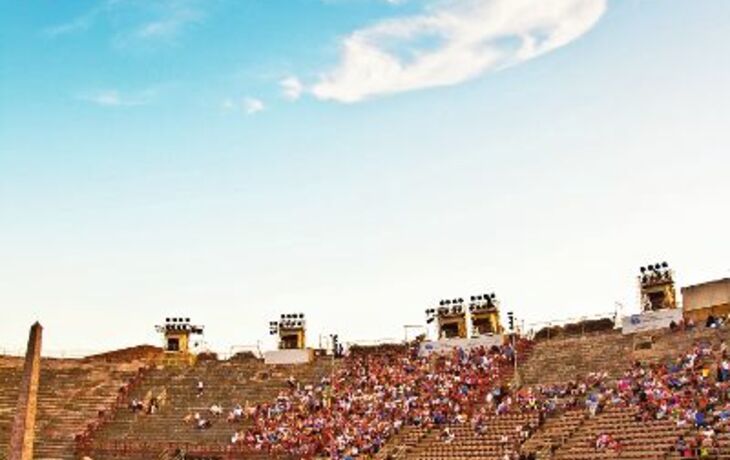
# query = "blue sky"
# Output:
<box><xmin>1</xmin><ymin>0</ymin><xmax>729</xmax><ymax>355</ymax></box>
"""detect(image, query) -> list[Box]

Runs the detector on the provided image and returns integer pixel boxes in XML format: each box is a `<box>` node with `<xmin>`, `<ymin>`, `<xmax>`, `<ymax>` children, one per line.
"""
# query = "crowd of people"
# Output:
<box><xmin>119</xmin><ymin>325</ymin><xmax>730</xmax><ymax>459</ymax></box>
<box><xmin>510</xmin><ymin>336</ymin><xmax>730</xmax><ymax>458</ymax></box>
<box><xmin>240</xmin><ymin>342</ymin><xmax>519</xmax><ymax>458</ymax></box>
<box><xmin>211</xmin><ymin>333</ymin><xmax>730</xmax><ymax>458</ymax></box>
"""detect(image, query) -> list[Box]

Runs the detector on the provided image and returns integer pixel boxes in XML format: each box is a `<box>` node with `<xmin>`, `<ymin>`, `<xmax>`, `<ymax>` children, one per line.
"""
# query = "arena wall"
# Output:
<box><xmin>682</xmin><ymin>278</ymin><xmax>730</xmax><ymax>322</ymax></box>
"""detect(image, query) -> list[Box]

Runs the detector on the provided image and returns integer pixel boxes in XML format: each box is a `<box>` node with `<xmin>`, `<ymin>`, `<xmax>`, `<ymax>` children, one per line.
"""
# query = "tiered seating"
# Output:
<box><xmin>410</xmin><ymin>413</ymin><xmax>539</xmax><ymax>460</ymax></box>
<box><xmin>520</xmin><ymin>326</ymin><xmax>730</xmax><ymax>460</ymax></box>
<box><xmin>378</xmin><ymin>327</ymin><xmax>726</xmax><ymax>460</ymax></box>
<box><xmin>554</xmin><ymin>405</ymin><xmax>682</xmax><ymax>459</ymax></box>
<box><xmin>374</xmin><ymin>424</ymin><xmax>430</xmax><ymax>459</ymax></box>
<box><xmin>520</xmin><ymin>409</ymin><xmax>586</xmax><ymax>457</ymax></box>
<box><xmin>665</xmin><ymin>430</ymin><xmax>730</xmax><ymax>459</ymax></box>
<box><xmin>635</xmin><ymin>325</ymin><xmax>730</xmax><ymax>364</ymax></box>
<box><xmin>88</xmin><ymin>356</ymin><xmax>333</xmax><ymax>455</ymax></box>
<box><xmin>522</xmin><ymin>326</ymin><xmax>730</xmax><ymax>388</ymax></box>
<box><xmin>520</xmin><ymin>331</ymin><xmax>634</xmax><ymax>385</ymax></box>
<box><xmin>0</xmin><ymin>356</ymin><xmax>143</xmax><ymax>460</ymax></box>
<box><xmin>5</xmin><ymin>327</ymin><xmax>730</xmax><ymax>460</ymax></box>
<box><xmin>83</xmin><ymin>345</ymin><xmax>164</xmax><ymax>363</ymax></box>
<box><xmin>343</xmin><ymin>343</ymin><xmax>527</xmax><ymax>460</ymax></box>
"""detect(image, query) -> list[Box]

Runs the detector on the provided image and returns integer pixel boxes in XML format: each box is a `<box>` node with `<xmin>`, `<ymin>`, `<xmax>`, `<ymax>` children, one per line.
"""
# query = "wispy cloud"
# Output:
<box><xmin>280</xmin><ymin>77</ymin><xmax>304</xmax><ymax>101</ymax></box>
<box><xmin>44</xmin><ymin>14</ymin><xmax>95</xmax><ymax>38</ymax></box>
<box><xmin>79</xmin><ymin>89</ymin><xmax>154</xmax><ymax>107</ymax></box>
<box><xmin>121</xmin><ymin>2</ymin><xmax>204</xmax><ymax>46</ymax></box>
<box><xmin>44</xmin><ymin>0</ymin><xmax>207</xmax><ymax>47</ymax></box>
<box><xmin>309</xmin><ymin>0</ymin><xmax>607</xmax><ymax>102</ymax></box>
<box><xmin>244</xmin><ymin>97</ymin><xmax>265</xmax><ymax>115</ymax></box>
<box><xmin>221</xmin><ymin>97</ymin><xmax>266</xmax><ymax>115</ymax></box>
<box><xmin>43</xmin><ymin>1</ymin><xmax>112</xmax><ymax>38</ymax></box>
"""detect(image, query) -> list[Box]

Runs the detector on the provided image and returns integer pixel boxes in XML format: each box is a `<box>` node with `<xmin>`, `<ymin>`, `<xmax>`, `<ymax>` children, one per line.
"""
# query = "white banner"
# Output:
<box><xmin>264</xmin><ymin>349</ymin><xmax>313</xmax><ymax>365</ymax></box>
<box><xmin>419</xmin><ymin>335</ymin><xmax>504</xmax><ymax>357</ymax></box>
<box><xmin>621</xmin><ymin>309</ymin><xmax>683</xmax><ymax>335</ymax></box>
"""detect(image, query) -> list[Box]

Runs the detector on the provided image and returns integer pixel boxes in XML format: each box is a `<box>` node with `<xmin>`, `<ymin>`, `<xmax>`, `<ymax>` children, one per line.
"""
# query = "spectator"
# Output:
<box><xmin>441</xmin><ymin>426</ymin><xmax>455</xmax><ymax>444</ymax></box>
<box><xmin>227</xmin><ymin>404</ymin><xmax>244</xmax><ymax>423</ymax></box>
<box><xmin>129</xmin><ymin>398</ymin><xmax>144</xmax><ymax>412</ymax></box>
<box><xmin>194</xmin><ymin>412</ymin><xmax>211</xmax><ymax>430</ymax></box>
<box><xmin>209</xmin><ymin>403</ymin><xmax>223</xmax><ymax>416</ymax></box>
<box><xmin>286</xmin><ymin>375</ymin><xmax>298</xmax><ymax>389</ymax></box>
<box><xmin>147</xmin><ymin>397</ymin><xmax>158</xmax><ymax>415</ymax></box>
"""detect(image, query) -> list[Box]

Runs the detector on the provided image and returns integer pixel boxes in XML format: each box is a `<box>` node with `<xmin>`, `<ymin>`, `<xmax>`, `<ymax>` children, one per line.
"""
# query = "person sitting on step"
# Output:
<box><xmin>209</xmin><ymin>403</ymin><xmax>223</xmax><ymax>416</ymax></box>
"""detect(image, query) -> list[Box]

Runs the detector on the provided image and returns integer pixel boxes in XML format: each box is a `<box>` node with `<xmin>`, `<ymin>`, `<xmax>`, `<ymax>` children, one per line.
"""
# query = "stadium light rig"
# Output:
<box><xmin>154</xmin><ymin>317</ymin><xmax>204</xmax><ymax>355</ymax></box>
<box><xmin>426</xmin><ymin>298</ymin><xmax>466</xmax><ymax>323</ymax></box>
<box><xmin>269</xmin><ymin>313</ymin><xmax>306</xmax><ymax>335</ymax></box>
<box><xmin>639</xmin><ymin>262</ymin><xmax>672</xmax><ymax>285</ymax></box>
<box><xmin>638</xmin><ymin>261</ymin><xmax>677</xmax><ymax>312</ymax></box>
<box><xmin>468</xmin><ymin>292</ymin><xmax>498</xmax><ymax>313</ymax></box>
<box><xmin>467</xmin><ymin>292</ymin><xmax>504</xmax><ymax>336</ymax></box>
<box><xmin>155</xmin><ymin>317</ymin><xmax>204</xmax><ymax>335</ymax></box>
<box><xmin>270</xmin><ymin>313</ymin><xmax>308</xmax><ymax>350</ymax></box>
<box><xmin>426</xmin><ymin>297</ymin><xmax>470</xmax><ymax>339</ymax></box>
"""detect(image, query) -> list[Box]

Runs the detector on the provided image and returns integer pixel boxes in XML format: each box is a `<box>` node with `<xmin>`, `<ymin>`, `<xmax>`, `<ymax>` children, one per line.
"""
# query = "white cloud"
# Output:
<box><xmin>244</xmin><ymin>97</ymin><xmax>265</xmax><ymax>115</ymax></box>
<box><xmin>311</xmin><ymin>0</ymin><xmax>607</xmax><ymax>102</ymax></box>
<box><xmin>79</xmin><ymin>89</ymin><xmax>153</xmax><ymax>107</ymax></box>
<box><xmin>280</xmin><ymin>77</ymin><xmax>304</xmax><ymax>101</ymax></box>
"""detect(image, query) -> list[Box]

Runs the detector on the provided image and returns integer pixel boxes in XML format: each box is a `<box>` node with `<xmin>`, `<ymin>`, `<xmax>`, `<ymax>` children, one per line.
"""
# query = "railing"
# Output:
<box><xmin>524</xmin><ymin>311</ymin><xmax>618</xmax><ymax>341</ymax></box>
<box><xmin>222</xmin><ymin>343</ymin><xmax>264</xmax><ymax>360</ymax></box>
<box><xmin>345</xmin><ymin>337</ymin><xmax>403</xmax><ymax>348</ymax></box>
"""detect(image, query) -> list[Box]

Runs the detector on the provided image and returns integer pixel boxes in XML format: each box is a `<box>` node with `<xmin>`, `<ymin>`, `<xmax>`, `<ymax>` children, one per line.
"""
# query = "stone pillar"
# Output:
<box><xmin>8</xmin><ymin>322</ymin><xmax>43</xmax><ymax>460</ymax></box>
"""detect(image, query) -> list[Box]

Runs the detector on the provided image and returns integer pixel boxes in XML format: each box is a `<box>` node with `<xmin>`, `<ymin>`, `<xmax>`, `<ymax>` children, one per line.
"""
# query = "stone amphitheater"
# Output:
<box><xmin>3</xmin><ymin>322</ymin><xmax>730</xmax><ymax>460</ymax></box>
